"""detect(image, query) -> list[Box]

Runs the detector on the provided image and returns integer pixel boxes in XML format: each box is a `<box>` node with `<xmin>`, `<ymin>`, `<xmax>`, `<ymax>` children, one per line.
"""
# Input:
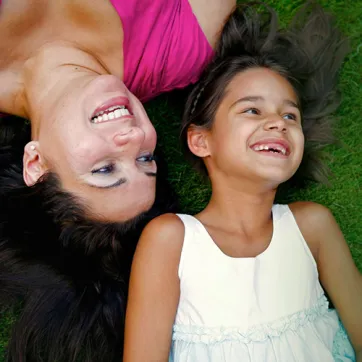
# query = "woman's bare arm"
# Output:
<box><xmin>123</xmin><ymin>213</ymin><xmax>185</xmax><ymax>362</ymax></box>
<box><xmin>188</xmin><ymin>0</ymin><xmax>236</xmax><ymax>48</ymax></box>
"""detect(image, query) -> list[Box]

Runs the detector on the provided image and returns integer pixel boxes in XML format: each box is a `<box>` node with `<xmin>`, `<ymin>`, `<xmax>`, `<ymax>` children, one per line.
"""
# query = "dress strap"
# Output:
<box><xmin>272</xmin><ymin>204</ymin><xmax>319</xmax><ymax>269</ymax></box>
<box><xmin>175</xmin><ymin>214</ymin><xmax>206</xmax><ymax>279</ymax></box>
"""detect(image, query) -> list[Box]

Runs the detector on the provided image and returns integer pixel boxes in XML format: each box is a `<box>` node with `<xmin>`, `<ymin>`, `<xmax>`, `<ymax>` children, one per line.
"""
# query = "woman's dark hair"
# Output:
<box><xmin>0</xmin><ymin>114</ymin><xmax>177</xmax><ymax>361</ymax></box>
<box><xmin>181</xmin><ymin>2</ymin><xmax>349</xmax><ymax>186</ymax></box>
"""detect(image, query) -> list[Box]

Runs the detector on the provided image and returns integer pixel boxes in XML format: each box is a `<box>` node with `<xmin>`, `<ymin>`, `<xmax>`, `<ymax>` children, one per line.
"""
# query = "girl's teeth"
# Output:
<box><xmin>115</xmin><ymin>109</ymin><xmax>122</xmax><ymax>118</ymax></box>
<box><xmin>252</xmin><ymin>144</ymin><xmax>287</xmax><ymax>155</ymax></box>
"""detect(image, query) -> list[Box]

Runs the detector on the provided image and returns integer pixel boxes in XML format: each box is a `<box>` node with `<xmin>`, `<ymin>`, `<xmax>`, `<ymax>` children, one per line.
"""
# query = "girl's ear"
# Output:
<box><xmin>187</xmin><ymin>125</ymin><xmax>211</xmax><ymax>158</ymax></box>
<box><xmin>23</xmin><ymin>142</ymin><xmax>48</xmax><ymax>186</ymax></box>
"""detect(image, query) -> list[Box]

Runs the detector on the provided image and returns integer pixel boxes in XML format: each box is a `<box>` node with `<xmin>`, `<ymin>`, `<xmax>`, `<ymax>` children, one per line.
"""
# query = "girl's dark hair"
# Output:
<box><xmin>0</xmin><ymin>114</ymin><xmax>177</xmax><ymax>361</ymax></box>
<box><xmin>181</xmin><ymin>2</ymin><xmax>349</xmax><ymax>186</ymax></box>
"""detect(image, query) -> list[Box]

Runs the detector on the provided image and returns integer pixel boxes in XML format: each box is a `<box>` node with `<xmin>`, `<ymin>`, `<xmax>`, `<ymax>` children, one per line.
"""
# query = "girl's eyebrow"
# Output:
<box><xmin>231</xmin><ymin>96</ymin><xmax>300</xmax><ymax>109</ymax></box>
<box><xmin>283</xmin><ymin>99</ymin><xmax>300</xmax><ymax>109</ymax></box>
<box><xmin>231</xmin><ymin>96</ymin><xmax>264</xmax><ymax>107</ymax></box>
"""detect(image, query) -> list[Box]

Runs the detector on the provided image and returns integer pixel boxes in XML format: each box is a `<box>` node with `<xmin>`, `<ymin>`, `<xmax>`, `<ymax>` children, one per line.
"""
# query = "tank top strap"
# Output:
<box><xmin>175</xmin><ymin>213</ymin><xmax>205</xmax><ymax>245</ymax></box>
<box><xmin>175</xmin><ymin>213</ymin><xmax>220</xmax><ymax>279</ymax></box>
<box><xmin>271</xmin><ymin>204</ymin><xmax>291</xmax><ymax>221</ymax></box>
<box><xmin>271</xmin><ymin>204</ymin><xmax>318</xmax><ymax>269</ymax></box>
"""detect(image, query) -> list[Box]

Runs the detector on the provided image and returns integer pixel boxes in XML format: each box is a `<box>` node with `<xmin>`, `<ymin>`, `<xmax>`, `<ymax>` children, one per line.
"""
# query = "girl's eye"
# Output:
<box><xmin>136</xmin><ymin>154</ymin><xmax>155</xmax><ymax>163</ymax></box>
<box><xmin>283</xmin><ymin>113</ymin><xmax>297</xmax><ymax>121</ymax></box>
<box><xmin>91</xmin><ymin>163</ymin><xmax>115</xmax><ymax>174</ymax></box>
<box><xmin>243</xmin><ymin>108</ymin><xmax>259</xmax><ymax>115</ymax></box>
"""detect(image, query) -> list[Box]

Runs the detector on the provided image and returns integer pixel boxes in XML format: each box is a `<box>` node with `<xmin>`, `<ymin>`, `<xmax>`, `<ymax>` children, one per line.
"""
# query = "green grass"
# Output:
<box><xmin>0</xmin><ymin>0</ymin><xmax>361</xmax><ymax>359</ymax></box>
<box><xmin>0</xmin><ymin>311</ymin><xmax>17</xmax><ymax>361</ymax></box>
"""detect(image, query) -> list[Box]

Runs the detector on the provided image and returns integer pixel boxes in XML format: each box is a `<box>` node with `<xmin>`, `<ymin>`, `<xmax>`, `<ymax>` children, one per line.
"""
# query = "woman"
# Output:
<box><xmin>0</xmin><ymin>1</ymin><xmax>235</xmax><ymax>360</ymax></box>
<box><xmin>0</xmin><ymin>112</ymin><xmax>179</xmax><ymax>362</ymax></box>
<box><xmin>0</xmin><ymin>0</ymin><xmax>236</xmax><ymax>222</ymax></box>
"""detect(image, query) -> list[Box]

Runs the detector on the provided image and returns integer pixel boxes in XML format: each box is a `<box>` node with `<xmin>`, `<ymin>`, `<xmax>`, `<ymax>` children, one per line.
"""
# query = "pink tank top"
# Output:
<box><xmin>110</xmin><ymin>0</ymin><xmax>214</xmax><ymax>102</ymax></box>
<box><xmin>0</xmin><ymin>0</ymin><xmax>213</xmax><ymax>116</ymax></box>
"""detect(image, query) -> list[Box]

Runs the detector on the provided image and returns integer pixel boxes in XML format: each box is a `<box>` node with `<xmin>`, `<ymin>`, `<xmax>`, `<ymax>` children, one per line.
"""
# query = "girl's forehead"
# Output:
<box><xmin>224</xmin><ymin>67</ymin><xmax>298</xmax><ymax>103</ymax></box>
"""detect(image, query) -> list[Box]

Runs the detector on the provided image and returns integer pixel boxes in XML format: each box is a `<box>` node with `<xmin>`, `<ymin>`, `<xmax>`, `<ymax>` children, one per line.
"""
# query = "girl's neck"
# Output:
<box><xmin>198</xmin><ymin>178</ymin><xmax>277</xmax><ymax>236</ymax></box>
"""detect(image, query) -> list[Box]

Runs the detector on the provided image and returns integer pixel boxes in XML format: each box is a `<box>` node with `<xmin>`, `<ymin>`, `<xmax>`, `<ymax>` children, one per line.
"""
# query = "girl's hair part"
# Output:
<box><xmin>181</xmin><ymin>1</ymin><xmax>349</xmax><ymax>186</ymax></box>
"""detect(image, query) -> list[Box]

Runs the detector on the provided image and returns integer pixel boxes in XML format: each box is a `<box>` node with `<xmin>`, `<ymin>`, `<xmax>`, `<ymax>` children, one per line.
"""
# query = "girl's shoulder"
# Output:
<box><xmin>288</xmin><ymin>201</ymin><xmax>335</xmax><ymax>230</ymax></box>
<box><xmin>288</xmin><ymin>201</ymin><xmax>338</xmax><ymax>260</ymax></box>
<box><xmin>143</xmin><ymin>213</ymin><xmax>185</xmax><ymax>235</ymax></box>
<box><xmin>137</xmin><ymin>213</ymin><xmax>186</xmax><ymax>256</ymax></box>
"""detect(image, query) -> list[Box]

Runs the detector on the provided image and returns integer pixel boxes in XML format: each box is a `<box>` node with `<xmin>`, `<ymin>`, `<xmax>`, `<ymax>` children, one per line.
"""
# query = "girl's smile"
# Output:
<box><xmin>198</xmin><ymin>67</ymin><xmax>304</xmax><ymax>189</ymax></box>
<box><xmin>250</xmin><ymin>138</ymin><xmax>291</xmax><ymax>157</ymax></box>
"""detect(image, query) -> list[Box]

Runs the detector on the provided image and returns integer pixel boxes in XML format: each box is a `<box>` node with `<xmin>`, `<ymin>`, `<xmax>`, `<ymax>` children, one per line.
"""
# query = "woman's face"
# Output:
<box><xmin>29</xmin><ymin>75</ymin><xmax>157</xmax><ymax>222</ymax></box>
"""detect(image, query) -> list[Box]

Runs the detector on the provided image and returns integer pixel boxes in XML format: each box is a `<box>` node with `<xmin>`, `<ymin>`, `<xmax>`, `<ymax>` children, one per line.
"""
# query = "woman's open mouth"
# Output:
<box><xmin>90</xmin><ymin>96</ymin><xmax>134</xmax><ymax>124</ymax></box>
<box><xmin>91</xmin><ymin>105</ymin><xmax>132</xmax><ymax>123</ymax></box>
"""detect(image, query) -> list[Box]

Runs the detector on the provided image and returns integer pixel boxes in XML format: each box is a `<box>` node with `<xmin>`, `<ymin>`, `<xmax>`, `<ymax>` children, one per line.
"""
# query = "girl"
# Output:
<box><xmin>124</xmin><ymin>3</ymin><xmax>362</xmax><ymax>362</ymax></box>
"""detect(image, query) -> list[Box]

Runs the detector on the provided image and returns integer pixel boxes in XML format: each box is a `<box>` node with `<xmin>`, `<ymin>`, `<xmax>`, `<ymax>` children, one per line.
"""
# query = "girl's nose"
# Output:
<box><xmin>264</xmin><ymin>116</ymin><xmax>287</xmax><ymax>133</ymax></box>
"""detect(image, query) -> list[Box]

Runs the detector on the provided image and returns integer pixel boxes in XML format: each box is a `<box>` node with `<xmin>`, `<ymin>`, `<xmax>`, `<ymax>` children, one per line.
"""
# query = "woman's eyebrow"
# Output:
<box><xmin>89</xmin><ymin>178</ymin><xmax>127</xmax><ymax>189</ymax></box>
<box><xmin>89</xmin><ymin>171</ymin><xmax>156</xmax><ymax>189</ymax></box>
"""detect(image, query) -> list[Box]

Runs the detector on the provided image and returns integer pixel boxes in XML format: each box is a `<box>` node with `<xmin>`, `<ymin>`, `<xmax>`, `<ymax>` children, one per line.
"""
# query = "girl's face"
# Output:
<box><xmin>200</xmin><ymin>67</ymin><xmax>304</xmax><ymax>188</ymax></box>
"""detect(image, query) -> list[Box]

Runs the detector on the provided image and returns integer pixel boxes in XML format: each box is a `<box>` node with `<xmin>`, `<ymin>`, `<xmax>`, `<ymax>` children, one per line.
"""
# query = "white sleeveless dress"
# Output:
<box><xmin>170</xmin><ymin>204</ymin><xmax>355</xmax><ymax>362</ymax></box>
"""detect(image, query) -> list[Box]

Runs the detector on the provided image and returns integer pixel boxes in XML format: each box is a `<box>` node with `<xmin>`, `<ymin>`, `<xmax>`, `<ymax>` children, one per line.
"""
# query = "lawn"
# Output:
<box><xmin>0</xmin><ymin>0</ymin><xmax>361</xmax><ymax>360</ymax></box>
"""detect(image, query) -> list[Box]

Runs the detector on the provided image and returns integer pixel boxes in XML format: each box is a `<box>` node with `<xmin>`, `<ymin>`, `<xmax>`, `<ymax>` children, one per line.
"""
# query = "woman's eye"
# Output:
<box><xmin>243</xmin><ymin>108</ymin><xmax>259</xmax><ymax>115</ymax></box>
<box><xmin>91</xmin><ymin>164</ymin><xmax>115</xmax><ymax>174</ymax></box>
<box><xmin>136</xmin><ymin>154</ymin><xmax>155</xmax><ymax>163</ymax></box>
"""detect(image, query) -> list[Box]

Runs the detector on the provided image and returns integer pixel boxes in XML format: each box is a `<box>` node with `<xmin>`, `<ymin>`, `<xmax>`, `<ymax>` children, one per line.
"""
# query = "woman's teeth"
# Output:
<box><xmin>91</xmin><ymin>106</ymin><xmax>131</xmax><ymax>123</ymax></box>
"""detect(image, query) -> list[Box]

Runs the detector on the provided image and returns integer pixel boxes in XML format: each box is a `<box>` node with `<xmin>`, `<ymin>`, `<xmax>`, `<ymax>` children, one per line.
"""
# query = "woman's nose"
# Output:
<box><xmin>113</xmin><ymin>127</ymin><xmax>145</xmax><ymax>148</ymax></box>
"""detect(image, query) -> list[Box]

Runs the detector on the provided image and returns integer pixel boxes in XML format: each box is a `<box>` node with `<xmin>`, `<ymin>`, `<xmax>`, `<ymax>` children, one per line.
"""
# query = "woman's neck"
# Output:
<box><xmin>0</xmin><ymin>0</ymin><xmax>124</xmax><ymax>118</ymax></box>
<box><xmin>20</xmin><ymin>43</ymin><xmax>111</xmax><ymax>123</ymax></box>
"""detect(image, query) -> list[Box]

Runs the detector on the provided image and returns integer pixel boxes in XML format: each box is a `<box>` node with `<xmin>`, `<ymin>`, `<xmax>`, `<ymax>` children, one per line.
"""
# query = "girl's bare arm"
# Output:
<box><xmin>293</xmin><ymin>202</ymin><xmax>362</xmax><ymax>360</ymax></box>
<box><xmin>316</xmin><ymin>205</ymin><xmax>362</xmax><ymax>360</ymax></box>
<box><xmin>123</xmin><ymin>213</ymin><xmax>185</xmax><ymax>362</ymax></box>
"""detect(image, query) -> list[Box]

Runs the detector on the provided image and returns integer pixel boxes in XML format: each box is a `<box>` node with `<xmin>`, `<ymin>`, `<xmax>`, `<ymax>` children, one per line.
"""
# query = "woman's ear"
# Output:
<box><xmin>23</xmin><ymin>142</ymin><xmax>48</xmax><ymax>186</ymax></box>
<box><xmin>187</xmin><ymin>125</ymin><xmax>211</xmax><ymax>158</ymax></box>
